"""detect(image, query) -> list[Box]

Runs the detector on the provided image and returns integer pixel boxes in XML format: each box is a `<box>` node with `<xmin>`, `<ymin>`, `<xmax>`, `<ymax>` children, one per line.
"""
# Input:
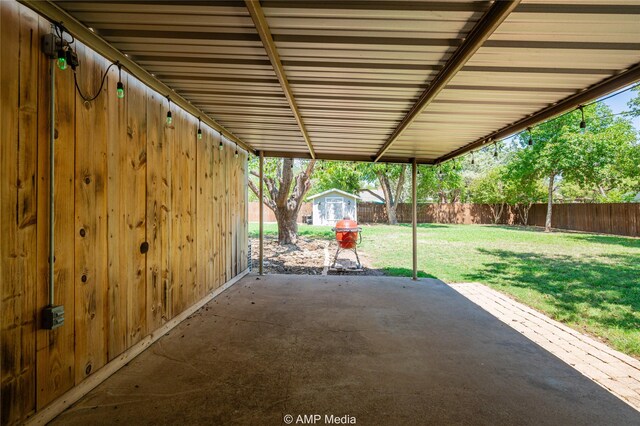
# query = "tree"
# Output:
<box><xmin>309</xmin><ymin>161</ymin><xmax>361</xmax><ymax>196</ymax></box>
<box><xmin>503</xmin><ymin>155</ymin><xmax>546</xmax><ymax>225</ymax></box>
<box><xmin>248</xmin><ymin>157</ymin><xmax>315</xmax><ymax>244</ymax></box>
<box><xmin>514</xmin><ymin>103</ymin><xmax>638</xmax><ymax>231</ymax></box>
<box><xmin>468</xmin><ymin>167</ymin><xmax>507</xmax><ymax>223</ymax></box>
<box><xmin>358</xmin><ymin>163</ymin><xmax>407</xmax><ymax>225</ymax></box>
<box><xmin>417</xmin><ymin>162</ymin><xmax>466</xmax><ymax>203</ymax></box>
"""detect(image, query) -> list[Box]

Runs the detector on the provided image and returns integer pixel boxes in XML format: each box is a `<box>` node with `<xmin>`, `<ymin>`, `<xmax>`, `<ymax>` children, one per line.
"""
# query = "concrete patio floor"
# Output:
<box><xmin>52</xmin><ymin>275</ymin><xmax>640</xmax><ymax>425</ymax></box>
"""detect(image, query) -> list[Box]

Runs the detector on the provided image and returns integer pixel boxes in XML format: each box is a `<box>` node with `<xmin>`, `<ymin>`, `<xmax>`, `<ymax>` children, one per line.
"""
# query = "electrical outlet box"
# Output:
<box><xmin>66</xmin><ymin>49</ymin><xmax>80</xmax><ymax>70</ymax></box>
<box><xmin>42</xmin><ymin>305</ymin><xmax>64</xmax><ymax>330</ymax></box>
<box><xmin>41</xmin><ymin>33</ymin><xmax>62</xmax><ymax>58</ymax></box>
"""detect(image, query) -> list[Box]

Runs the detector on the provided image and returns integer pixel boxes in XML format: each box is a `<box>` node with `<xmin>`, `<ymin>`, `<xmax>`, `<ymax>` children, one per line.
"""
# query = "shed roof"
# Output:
<box><xmin>306</xmin><ymin>188</ymin><xmax>360</xmax><ymax>200</ymax></box>
<box><xmin>28</xmin><ymin>0</ymin><xmax>640</xmax><ymax>164</ymax></box>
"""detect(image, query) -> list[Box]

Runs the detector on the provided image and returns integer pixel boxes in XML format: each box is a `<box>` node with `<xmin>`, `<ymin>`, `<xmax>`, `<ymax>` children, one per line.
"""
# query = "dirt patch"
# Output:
<box><xmin>250</xmin><ymin>236</ymin><xmax>384</xmax><ymax>276</ymax></box>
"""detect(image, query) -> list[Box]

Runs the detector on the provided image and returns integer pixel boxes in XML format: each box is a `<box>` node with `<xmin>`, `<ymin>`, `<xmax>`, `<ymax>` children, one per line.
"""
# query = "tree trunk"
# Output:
<box><xmin>490</xmin><ymin>203</ymin><xmax>504</xmax><ymax>224</ymax></box>
<box><xmin>517</xmin><ymin>203</ymin><xmax>532</xmax><ymax>225</ymax></box>
<box><xmin>387</xmin><ymin>204</ymin><xmax>398</xmax><ymax>225</ymax></box>
<box><xmin>375</xmin><ymin>166</ymin><xmax>407</xmax><ymax>225</ymax></box>
<box><xmin>545</xmin><ymin>172</ymin><xmax>556</xmax><ymax>232</ymax></box>
<box><xmin>248</xmin><ymin>158</ymin><xmax>315</xmax><ymax>245</ymax></box>
<box><xmin>378</xmin><ymin>178</ymin><xmax>396</xmax><ymax>225</ymax></box>
<box><xmin>275</xmin><ymin>211</ymin><xmax>298</xmax><ymax>245</ymax></box>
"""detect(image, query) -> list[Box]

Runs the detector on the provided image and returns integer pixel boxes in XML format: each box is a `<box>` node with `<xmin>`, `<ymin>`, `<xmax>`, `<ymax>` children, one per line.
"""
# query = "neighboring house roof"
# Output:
<box><xmin>358</xmin><ymin>189</ymin><xmax>385</xmax><ymax>204</ymax></box>
<box><xmin>306</xmin><ymin>188</ymin><xmax>360</xmax><ymax>201</ymax></box>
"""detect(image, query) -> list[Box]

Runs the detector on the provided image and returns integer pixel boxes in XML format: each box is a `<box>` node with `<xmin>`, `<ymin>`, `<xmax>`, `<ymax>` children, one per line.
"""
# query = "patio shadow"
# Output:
<box><xmin>566</xmin><ymin>233</ymin><xmax>640</xmax><ymax>249</ymax></box>
<box><xmin>464</xmin><ymin>248</ymin><xmax>640</xmax><ymax>353</ymax></box>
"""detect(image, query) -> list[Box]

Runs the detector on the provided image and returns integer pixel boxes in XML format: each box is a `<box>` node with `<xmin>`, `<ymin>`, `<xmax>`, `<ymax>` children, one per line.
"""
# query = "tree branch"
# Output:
<box><xmin>362</xmin><ymin>189</ymin><xmax>385</xmax><ymax>203</ymax></box>
<box><xmin>248</xmin><ymin>179</ymin><xmax>276</xmax><ymax>211</ymax></box>
<box><xmin>248</xmin><ymin>179</ymin><xmax>259</xmax><ymax>198</ymax></box>
<box><xmin>264</xmin><ymin>177</ymin><xmax>278</xmax><ymax>202</ymax></box>
<box><xmin>289</xmin><ymin>160</ymin><xmax>316</xmax><ymax>213</ymax></box>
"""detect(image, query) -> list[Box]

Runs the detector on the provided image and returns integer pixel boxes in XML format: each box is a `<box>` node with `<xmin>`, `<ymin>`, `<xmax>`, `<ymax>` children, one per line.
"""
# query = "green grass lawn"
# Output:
<box><xmin>249</xmin><ymin>222</ymin><xmax>640</xmax><ymax>357</ymax></box>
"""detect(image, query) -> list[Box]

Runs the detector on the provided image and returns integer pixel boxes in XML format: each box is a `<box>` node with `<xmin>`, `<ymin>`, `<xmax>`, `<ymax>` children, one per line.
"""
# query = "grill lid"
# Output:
<box><xmin>333</xmin><ymin>219</ymin><xmax>361</xmax><ymax>233</ymax></box>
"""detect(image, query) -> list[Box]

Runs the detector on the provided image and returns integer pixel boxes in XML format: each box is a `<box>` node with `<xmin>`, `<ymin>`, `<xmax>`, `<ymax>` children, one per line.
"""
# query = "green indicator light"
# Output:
<box><xmin>116</xmin><ymin>82</ymin><xmax>125</xmax><ymax>99</ymax></box>
<box><xmin>57</xmin><ymin>56</ymin><xmax>67</xmax><ymax>70</ymax></box>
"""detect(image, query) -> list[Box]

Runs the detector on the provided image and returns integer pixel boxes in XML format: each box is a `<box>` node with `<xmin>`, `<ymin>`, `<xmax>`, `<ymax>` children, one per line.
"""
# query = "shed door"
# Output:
<box><xmin>326</xmin><ymin>197</ymin><xmax>344</xmax><ymax>223</ymax></box>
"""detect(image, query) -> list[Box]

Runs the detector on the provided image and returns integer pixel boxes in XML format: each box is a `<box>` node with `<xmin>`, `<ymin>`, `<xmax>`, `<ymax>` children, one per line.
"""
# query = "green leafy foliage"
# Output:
<box><xmin>469</xmin><ymin>167</ymin><xmax>506</xmax><ymax>204</ymax></box>
<box><xmin>357</xmin><ymin>162</ymin><xmax>405</xmax><ymax>186</ymax></box>
<box><xmin>308</xmin><ymin>161</ymin><xmax>362</xmax><ymax>196</ymax></box>
<box><xmin>510</xmin><ymin>103</ymin><xmax>639</xmax><ymax>202</ymax></box>
<box><xmin>417</xmin><ymin>161</ymin><xmax>466</xmax><ymax>203</ymax></box>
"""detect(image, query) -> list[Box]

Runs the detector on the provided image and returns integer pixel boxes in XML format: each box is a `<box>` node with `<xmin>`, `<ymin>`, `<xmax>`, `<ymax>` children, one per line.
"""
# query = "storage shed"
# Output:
<box><xmin>307</xmin><ymin>189</ymin><xmax>359</xmax><ymax>226</ymax></box>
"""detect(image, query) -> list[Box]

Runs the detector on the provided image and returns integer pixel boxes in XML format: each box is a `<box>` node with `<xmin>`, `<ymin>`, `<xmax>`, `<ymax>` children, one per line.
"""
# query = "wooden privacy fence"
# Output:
<box><xmin>357</xmin><ymin>202</ymin><xmax>640</xmax><ymax>237</ymax></box>
<box><xmin>358</xmin><ymin>203</ymin><xmax>502</xmax><ymax>224</ymax></box>
<box><xmin>526</xmin><ymin>203</ymin><xmax>640</xmax><ymax>237</ymax></box>
<box><xmin>248</xmin><ymin>201</ymin><xmax>640</xmax><ymax>237</ymax></box>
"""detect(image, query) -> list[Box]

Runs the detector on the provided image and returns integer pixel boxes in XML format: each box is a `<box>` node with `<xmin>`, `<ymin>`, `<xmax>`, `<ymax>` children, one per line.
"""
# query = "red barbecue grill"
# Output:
<box><xmin>331</xmin><ymin>219</ymin><xmax>362</xmax><ymax>271</ymax></box>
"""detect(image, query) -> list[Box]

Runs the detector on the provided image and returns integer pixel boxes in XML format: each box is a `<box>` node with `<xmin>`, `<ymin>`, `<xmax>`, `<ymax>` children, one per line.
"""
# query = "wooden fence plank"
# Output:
<box><xmin>1</xmin><ymin>2</ymin><xmax>39</xmax><ymax>421</ymax></box>
<box><xmin>213</xmin><ymin>132</ymin><xmax>222</xmax><ymax>289</ymax></box>
<box><xmin>74</xmin><ymin>44</ymin><xmax>109</xmax><ymax>383</ymax></box>
<box><xmin>241</xmin><ymin>153</ymin><xmax>249</xmax><ymax>271</ymax></box>
<box><xmin>169</xmin><ymin>108</ymin><xmax>184</xmax><ymax>315</ymax></box>
<box><xmin>221</xmin><ymin>143</ymin><xmax>228</xmax><ymax>282</ymax></box>
<box><xmin>125</xmin><ymin>77</ymin><xmax>148</xmax><ymax>349</ymax></box>
<box><xmin>186</xmin><ymin>113</ymin><xmax>197</xmax><ymax>307</ymax></box>
<box><xmin>34</xmin><ymin>15</ymin><xmax>77</xmax><ymax>409</ymax></box>
<box><xmin>145</xmin><ymin>91</ymin><xmax>171</xmax><ymax>331</ymax></box>
<box><xmin>106</xmin><ymin>67</ymin><xmax>128</xmax><ymax>360</ymax></box>
<box><xmin>232</xmin><ymin>151</ymin><xmax>238</xmax><ymax>276</ymax></box>
<box><xmin>196</xmin><ymin>124</ymin><xmax>215</xmax><ymax>293</ymax></box>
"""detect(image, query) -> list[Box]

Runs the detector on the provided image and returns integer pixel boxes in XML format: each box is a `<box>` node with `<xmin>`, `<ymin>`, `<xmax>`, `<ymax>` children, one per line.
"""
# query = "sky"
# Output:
<box><xmin>599</xmin><ymin>84</ymin><xmax>640</xmax><ymax>130</ymax></box>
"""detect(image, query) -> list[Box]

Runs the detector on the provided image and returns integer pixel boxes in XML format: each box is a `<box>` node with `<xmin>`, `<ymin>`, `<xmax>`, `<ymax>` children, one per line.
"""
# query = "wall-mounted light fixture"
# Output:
<box><xmin>166</xmin><ymin>96</ymin><xmax>172</xmax><ymax>125</ymax></box>
<box><xmin>116</xmin><ymin>63</ymin><xmax>125</xmax><ymax>99</ymax></box>
<box><xmin>579</xmin><ymin>105</ymin><xmax>586</xmax><ymax>132</ymax></box>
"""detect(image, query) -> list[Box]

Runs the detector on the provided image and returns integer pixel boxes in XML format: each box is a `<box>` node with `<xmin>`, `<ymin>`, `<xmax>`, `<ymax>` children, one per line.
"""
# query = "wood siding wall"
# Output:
<box><xmin>1</xmin><ymin>2</ymin><xmax>248</xmax><ymax>424</ymax></box>
<box><xmin>357</xmin><ymin>203</ymin><xmax>640</xmax><ymax>237</ymax></box>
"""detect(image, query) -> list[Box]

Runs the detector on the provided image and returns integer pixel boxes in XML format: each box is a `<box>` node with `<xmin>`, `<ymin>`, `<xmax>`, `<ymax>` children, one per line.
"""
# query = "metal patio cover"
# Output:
<box><xmin>29</xmin><ymin>0</ymin><xmax>640</xmax><ymax>164</ymax></box>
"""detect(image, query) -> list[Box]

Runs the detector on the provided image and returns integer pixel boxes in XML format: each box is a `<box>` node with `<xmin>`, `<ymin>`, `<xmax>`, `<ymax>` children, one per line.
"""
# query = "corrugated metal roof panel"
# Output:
<box><xmin>48</xmin><ymin>0</ymin><xmax>640</xmax><ymax>163</ymax></box>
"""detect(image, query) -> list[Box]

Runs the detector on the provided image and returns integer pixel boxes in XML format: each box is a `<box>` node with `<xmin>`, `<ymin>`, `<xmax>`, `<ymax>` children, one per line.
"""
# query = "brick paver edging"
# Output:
<box><xmin>450</xmin><ymin>282</ymin><xmax>640</xmax><ymax>411</ymax></box>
